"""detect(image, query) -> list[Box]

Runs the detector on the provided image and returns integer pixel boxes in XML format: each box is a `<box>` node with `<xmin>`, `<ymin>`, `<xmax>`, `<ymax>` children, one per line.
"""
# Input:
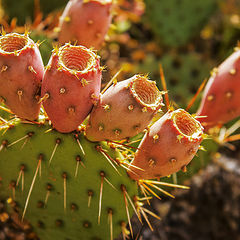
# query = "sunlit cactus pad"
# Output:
<box><xmin>0</xmin><ymin>120</ymin><xmax>138</xmax><ymax>240</ymax></box>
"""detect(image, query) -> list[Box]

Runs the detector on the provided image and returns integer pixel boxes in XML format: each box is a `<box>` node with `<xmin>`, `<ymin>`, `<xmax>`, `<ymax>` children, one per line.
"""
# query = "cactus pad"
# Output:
<box><xmin>0</xmin><ymin>120</ymin><xmax>138</xmax><ymax>240</ymax></box>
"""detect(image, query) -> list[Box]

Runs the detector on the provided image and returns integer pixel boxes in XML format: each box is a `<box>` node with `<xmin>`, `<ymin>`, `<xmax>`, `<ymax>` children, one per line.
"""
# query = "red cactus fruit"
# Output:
<box><xmin>58</xmin><ymin>0</ymin><xmax>113</xmax><ymax>49</ymax></box>
<box><xmin>85</xmin><ymin>75</ymin><xmax>163</xmax><ymax>141</ymax></box>
<box><xmin>0</xmin><ymin>33</ymin><xmax>44</xmax><ymax>120</ymax></box>
<box><xmin>128</xmin><ymin>109</ymin><xmax>203</xmax><ymax>180</ymax></box>
<box><xmin>197</xmin><ymin>49</ymin><xmax>240</xmax><ymax>129</ymax></box>
<box><xmin>41</xmin><ymin>43</ymin><xmax>102</xmax><ymax>133</ymax></box>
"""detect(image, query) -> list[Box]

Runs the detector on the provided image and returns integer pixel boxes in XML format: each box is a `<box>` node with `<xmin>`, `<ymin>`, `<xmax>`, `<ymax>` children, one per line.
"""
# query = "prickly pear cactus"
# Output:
<box><xmin>0</xmin><ymin>119</ymin><xmax>138</xmax><ymax>240</ymax></box>
<box><xmin>0</xmin><ymin>30</ymin><xmax>206</xmax><ymax>240</ymax></box>
<box><xmin>144</xmin><ymin>0</ymin><xmax>217</xmax><ymax>47</ymax></box>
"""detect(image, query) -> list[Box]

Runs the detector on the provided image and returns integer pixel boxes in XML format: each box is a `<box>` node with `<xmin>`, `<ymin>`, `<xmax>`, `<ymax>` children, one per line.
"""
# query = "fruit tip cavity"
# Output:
<box><xmin>0</xmin><ymin>33</ymin><xmax>32</xmax><ymax>55</ymax></box>
<box><xmin>130</xmin><ymin>75</ymin><xmax>163</xmax><ymax>111</ymax></box>
<box><xmin>172</xmin><ymin>109</ymin><xmax>203</xmax><ymax>140</ymax></box>
<box><xmin>58</xmin><ymin>43</ymin><xmax>99</xmax><ymax>74</ymax></box>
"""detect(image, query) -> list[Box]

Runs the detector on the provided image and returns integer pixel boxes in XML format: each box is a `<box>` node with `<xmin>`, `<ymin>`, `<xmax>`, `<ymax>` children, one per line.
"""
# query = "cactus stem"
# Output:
<box><xmin>121</xmin><ymin>184</ymin><xmax>133</xmax><ymax>238</ymax></box>
<box><xmin>1</xmin><ymin>65</ymin><xmax>8</xmax><ymax>72</ymax></box>
<box><xmin>7</xmin><ymin>132</ymin><xmax>34</xmax><ymax>148</ymax></box>
<box><xmin>98</xmin><ymin>171</ymin><xmax>105</xmax><ymax>224</ymax></box>
<box><xmin>49</xmin><ymin>138</ymin><xmax>61</xmax><ymax>165</ymax></box>
<box><xmin>107</xmin><ymin>208</ymin><xmax>113</xmax><ymax>240</ymax></box>
<box><xmin>96</xmin><ymin>146</ymin><xmax>121</xmax><ymax>175</ymax></box>
<box><xmin>87</xmin><ymin>190</ymin><xmax>93</xmax><ymax>208</ymax></box>
<box><xmin>22</xmin><ymin>154</ymin><xmax>43</xmax><ymax>221</ymax></box>
<box><xmin>16</xmin><ymin>164</ymin><xmax>25</xmax><ymax>192</ymax></box>
<box><xmin>74</xmin><ymin>134</ymin><xmax>85</xmax><ymax>155</ymax></box>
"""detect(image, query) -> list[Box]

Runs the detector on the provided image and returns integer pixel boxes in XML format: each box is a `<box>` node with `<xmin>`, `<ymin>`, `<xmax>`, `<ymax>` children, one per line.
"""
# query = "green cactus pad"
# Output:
<box><xmin>0</xmin><ymin>120</ymin><xmax>138</xmax><ymax>240</ymax></box>
<box><xmin>144</xmin><ymin>0</ymin><xmax>217</xmax><ymax>47</ymax></box>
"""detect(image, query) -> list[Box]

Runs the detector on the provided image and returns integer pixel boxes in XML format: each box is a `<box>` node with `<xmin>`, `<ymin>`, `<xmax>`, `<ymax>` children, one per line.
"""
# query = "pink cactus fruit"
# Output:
<box><xmin>0</xmin><ymin>32</ymin><xmax>44</xmax><ymax>120</ymax></box>
<box><xmin>197</xmin><ymin>48</ymin><xmax>240</xmax><ymax>129</ymax></box>
<box><xmin>128</xmin><ymin>109</ymin><xmax>203</xmax><ymax>180</ymax></box>
<box><xmin>41</xmin><ymin>43</ymin><xmax>102</xmax><ymax>133</ymax></box>
<box><xmin>85</xmin><ymin>75</ymin><xmax>163</xmax><ymax>141</ymax></box>
<box><xmin>58</xmin><ymin>0</ymin><xmax>113</xmax><ymax>49</ymax></box>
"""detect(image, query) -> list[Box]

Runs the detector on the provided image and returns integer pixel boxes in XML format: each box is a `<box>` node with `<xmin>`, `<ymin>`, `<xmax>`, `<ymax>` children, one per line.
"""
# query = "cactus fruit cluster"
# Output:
<box><xmin>0</xmin><ymin>32</ymin><xmax>205</xmax><ymax>239</ymax></box>
<box><xmin>58</xmin><ymin>0</ymin><xmax>113</xmax><ymax>49</ymax></box>
<box><xmin>144</xmin><ymin>0</ymin><xmax>217</xmax><ymax>47</ymax></box>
